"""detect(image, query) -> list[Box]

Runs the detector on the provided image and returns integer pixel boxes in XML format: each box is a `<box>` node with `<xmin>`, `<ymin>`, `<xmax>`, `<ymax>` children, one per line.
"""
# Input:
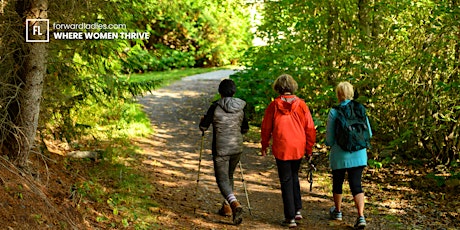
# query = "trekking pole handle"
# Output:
<box><xmin>310</xmin><ymin>162</ymin><xmax>317</xmax><ymax>171</ymax></box>
<box><xmin>311</xmin><ymin>152</ymin><xmax>321</xmax><ymax>156</ymax></box>
<box><xmin>308</xmin><ymin>152</ymin><xmax>320</xmax><ymax>165</ymax></box>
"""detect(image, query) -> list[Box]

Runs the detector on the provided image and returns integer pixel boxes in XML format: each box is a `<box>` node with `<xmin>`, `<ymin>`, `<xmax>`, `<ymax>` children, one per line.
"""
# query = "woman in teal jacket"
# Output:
<box><xmin>325</xmin><ymin>82</ymin><xmax>372</xmax><ymax>230</ymax></box>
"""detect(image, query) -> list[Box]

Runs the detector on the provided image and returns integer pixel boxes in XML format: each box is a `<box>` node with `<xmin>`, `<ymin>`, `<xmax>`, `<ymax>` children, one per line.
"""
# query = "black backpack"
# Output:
<box><xmin>333</xmin><ymin>100</ymin><xmax>370</xmax><ymax>152</ymax></box>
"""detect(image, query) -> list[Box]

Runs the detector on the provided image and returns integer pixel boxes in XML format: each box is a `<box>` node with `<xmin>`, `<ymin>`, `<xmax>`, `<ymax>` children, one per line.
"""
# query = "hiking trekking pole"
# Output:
<box><xmin>306</xmin><ymin>152</ymin><xmax>319</xmax><ymax>192</ymax></box>
<box><xmin>194</xmin><ymin>131</ymin><xmax>205</xmax><ymax>214</ymax></box>
<box><xmin>238</xmin><ymin>161</ymin><xmax>253</xmax><ymax>216</ymax></box>
<box><xmin>196</xmin><ymin>131</ymin><xmax>205</xmax><ymax>192</ymax></box>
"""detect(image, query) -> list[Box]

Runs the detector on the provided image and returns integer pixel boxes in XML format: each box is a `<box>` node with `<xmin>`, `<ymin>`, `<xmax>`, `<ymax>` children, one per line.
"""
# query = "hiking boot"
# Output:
<box><xmin>218</xmin><ymin>202</ymin><xmax>232</xmax><ymax>217</ymax></box>
<box><xmin>282</xmin><ymin>219</ymin><xmax>297</xmax><ymax>228</ymax></box>
<box><xmin>354</xmin><ymin>216</ymin><xmax>366</xmax><ymax>229</ymax></box>
<box><xmin>230</xmin><ymin>200</ymin><xmax>243</xmax><ymax>225</ymax></box>
<box><xmin>329</xmin><ymin>207</ymin><xmax>342</xmax><ymax>220</ymax></box>
<box><xmin>295</xmin><ymin>210</ymin><xmax>303</xmax><ymax>220</ymax></box>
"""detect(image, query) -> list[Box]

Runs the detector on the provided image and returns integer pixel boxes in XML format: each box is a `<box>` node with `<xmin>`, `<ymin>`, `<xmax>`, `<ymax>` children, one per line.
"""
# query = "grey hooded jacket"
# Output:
<box><xmin>199</xmin><ymin>97</ymin><xmax>249</xmax><ymax>156</ymax></box>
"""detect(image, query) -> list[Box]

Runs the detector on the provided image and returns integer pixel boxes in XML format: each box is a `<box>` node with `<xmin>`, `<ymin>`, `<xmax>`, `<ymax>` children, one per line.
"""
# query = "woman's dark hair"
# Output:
<box><xmin>218</xmin><ymin>79</ymin><xmax>236</xmax><ymax>97</ymax></box>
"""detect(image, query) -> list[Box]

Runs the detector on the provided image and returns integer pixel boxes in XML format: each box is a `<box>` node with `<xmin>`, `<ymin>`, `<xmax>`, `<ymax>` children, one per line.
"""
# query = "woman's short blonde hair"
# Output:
<box><xmin>273</xmin><ymin>74</ymin><xmax>298</xmax><ymax>94</ymax></box>
<box><xmin>336</xmin><ymin>82</ymin><xmax>354</xmax><ymax>102</ymax></box>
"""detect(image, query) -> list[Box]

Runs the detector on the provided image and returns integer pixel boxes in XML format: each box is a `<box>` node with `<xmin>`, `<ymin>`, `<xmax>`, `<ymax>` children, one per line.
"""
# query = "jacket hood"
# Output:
<box><xmin>217</xmin><ymin>97</ymin><xmax>246</xmax><ymax>113</ymax></box>
<box><xmin>275</xmin><ymin>95</ymin><xmax>301</xmax><ymax>115</ymax></box>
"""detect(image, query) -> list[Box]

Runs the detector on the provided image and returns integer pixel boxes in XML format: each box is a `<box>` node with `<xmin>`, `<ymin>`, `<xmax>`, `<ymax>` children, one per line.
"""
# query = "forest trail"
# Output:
<box><xmin>134</xmin><ymin>70</ymin><xmax>384</xmax><ymax>229</ymax></box>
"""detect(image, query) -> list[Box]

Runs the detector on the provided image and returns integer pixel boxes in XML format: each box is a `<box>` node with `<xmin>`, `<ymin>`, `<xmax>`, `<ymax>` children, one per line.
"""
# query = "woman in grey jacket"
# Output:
<box><xmin>199</xmin><ymin>79</ymin><xmax>249</xmax><ymax>225</ymax></box>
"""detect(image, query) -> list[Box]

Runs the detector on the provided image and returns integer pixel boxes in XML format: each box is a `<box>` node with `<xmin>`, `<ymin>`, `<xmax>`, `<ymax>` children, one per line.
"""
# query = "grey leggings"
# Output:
<box><xmin>213</xmin><ymin>154</ymin><xmax>242</xmax><ymax>199</ymax></box>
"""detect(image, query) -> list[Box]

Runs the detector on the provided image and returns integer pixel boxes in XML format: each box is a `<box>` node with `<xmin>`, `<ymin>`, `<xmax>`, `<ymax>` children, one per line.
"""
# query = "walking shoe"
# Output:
<box><xmin>218</xmin><ymin>202</ymin><xmax>232</xmax><ymax>217</ymax></box>
<box><xmin>354</xmin><ymin>216</ymin><xmax>366</xmax><ymax>229</ymax></box>
<box><xmin>282</xmin><ymin>219</ymin><xmax>297</xmax><ymax>228</ymax></box>
<box><xmin>230</xmin><ymin>200</ymin><xmax>243</xmax><ymax>225</ymax></box>
<box><xmin>295</xmin><ymin>210</ymin><xmax>303</xmax><ymax>220</ymax></box>
<box><xmin>329</xmin><ymin>207</ymin><xmax>342</xmax><ymax>220</ymax></box>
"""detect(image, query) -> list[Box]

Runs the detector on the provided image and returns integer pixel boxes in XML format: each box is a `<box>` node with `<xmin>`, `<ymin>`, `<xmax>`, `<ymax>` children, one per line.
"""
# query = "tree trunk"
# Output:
<box><xmin>325</xmin><ymin>0</ymin><xmax>336</xmax><ymax>85</ymax></box>
<box><xmin>358</xmin><ymin>0</ymin><xmax>370</xmax><ymax>45</ymax></box>
<box><xmin>4</xmin><ymin>0</ymin><xmax>48</xmax><ymax>167</ymax></box>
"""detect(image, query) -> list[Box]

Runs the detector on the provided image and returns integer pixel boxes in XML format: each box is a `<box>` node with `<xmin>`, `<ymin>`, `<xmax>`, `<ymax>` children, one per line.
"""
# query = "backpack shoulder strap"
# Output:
<box><xmin>349</xmin><ymin>100</ymin><xmax>367</xmax><ymax>118</ymax></box>
<box><xmin>333</xmin><ymin>102</ymin><xmax>348</xmax><ymax>112</ymax></box>
<box><xmin>332</xmin><ymin>103</ymin><xmax>342</xmax><ymax>110</ymax></box>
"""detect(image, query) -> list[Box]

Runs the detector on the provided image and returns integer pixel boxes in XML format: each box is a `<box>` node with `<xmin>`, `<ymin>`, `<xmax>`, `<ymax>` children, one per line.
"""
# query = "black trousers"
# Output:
<box><xmin>276</xmin><ymin>158</ymin><xmax>302</xmax><ymax>220</ymax></box>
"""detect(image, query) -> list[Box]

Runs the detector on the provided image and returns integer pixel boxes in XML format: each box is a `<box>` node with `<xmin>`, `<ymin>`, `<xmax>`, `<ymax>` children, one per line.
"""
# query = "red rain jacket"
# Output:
<box><xmin>261</xmin><ymin>95</ymin><xmax>316</xmax><ymax>160</ymax></box>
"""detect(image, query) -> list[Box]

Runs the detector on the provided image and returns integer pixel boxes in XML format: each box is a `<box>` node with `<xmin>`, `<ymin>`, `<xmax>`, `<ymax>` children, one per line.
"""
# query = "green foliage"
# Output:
<box><xmin>1</xmin><ymin>0</ymin><xmax>252</xmax><ymax>149</ymax></box>
<box><xmin>121</xmin><ymin>44</ymin><xmax>157</xmax><ymax>73</ymax></box>
<box><xmin>120</xmin><ymin>44</ymin><xmax>198</xmax><ymax>73</ymax></box>
<box><xmin>73</xmin><ymin>157</ymin><xmax>160</xmax><ymax>229</ymax></box>
<box><xmin>368</xmin><ymin>159</ymin><xmax>383</xmax><ymax>169</ymax></box>
<box><xmin>40</xmin><ymin>0</ymin><xmax>252</xmax><ymax>144</ymax></box>
<box><xmin>368</xmin><ymin>157</ymin><xmax>392</xmax><ymax>169</ymax></box>
<box><xmin>118</xmin><ymin>0</ymin><xmax>252</xmax><ymax>67</ymax></box>
<box><xmin>233</xmin><ymin>0</ymin><xmax>460</xmax><ymax>165</ymax></box>
<box><xmin>427</xmin><ymin>173</ymin><xmax>446</xmax><ymax>187</ymax></box>
<box><xmin>35</xmin><ymin>1</ymin><xmax>157</xmax><ymax>143</ymax></box>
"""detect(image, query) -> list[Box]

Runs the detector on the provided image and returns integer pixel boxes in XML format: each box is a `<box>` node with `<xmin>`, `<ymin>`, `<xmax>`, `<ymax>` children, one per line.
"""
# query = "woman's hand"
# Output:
<box><xmin>260</xmin><ymin>147</ymin><xmax>267</xmax><ymax>156</ymax></box>
<box><xmin>306</xmin><ymin>153</ymin><xmax>313</xmax><ymax>162</ymax></box>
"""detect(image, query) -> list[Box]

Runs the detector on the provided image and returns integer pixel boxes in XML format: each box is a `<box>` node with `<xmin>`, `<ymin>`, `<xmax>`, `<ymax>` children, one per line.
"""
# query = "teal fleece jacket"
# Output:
<box><xmin>325</xmin><ymin>100</ymin><xmax>372</xmax><ymax>170</ymax></box>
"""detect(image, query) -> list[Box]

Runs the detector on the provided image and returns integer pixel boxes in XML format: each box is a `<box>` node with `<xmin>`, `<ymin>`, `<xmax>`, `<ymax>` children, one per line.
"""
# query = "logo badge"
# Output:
<box><xmin>26</xmin><ymin>19</ymin><xmax>49</xmax><ymax>42</ymax></box>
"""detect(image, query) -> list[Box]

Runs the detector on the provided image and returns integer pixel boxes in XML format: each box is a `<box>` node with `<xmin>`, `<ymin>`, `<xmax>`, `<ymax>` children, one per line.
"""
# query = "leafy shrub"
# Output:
<box><xmin>156</xmin><ymin>45</ymin><xmax>196</xmax><ymax>70</ymax></box>
<box><xmin>121</xmin><ymin>44</ymin><xmax>157</xmax><ymax>73</ymax></box>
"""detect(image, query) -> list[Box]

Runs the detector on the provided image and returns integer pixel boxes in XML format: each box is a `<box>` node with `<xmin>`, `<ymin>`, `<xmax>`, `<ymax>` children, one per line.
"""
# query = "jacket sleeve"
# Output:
<box><xmin>260</xmin><ymin>102</ymin><xmax>275</xmax><ymax>150</ymax></box>
<box><xmin>199</xmin><ymin>102</ymin><xmax>218</xmax><ymax>131</ymax></box>
<box><xmin>366</xmin><ymin>116</ymin><xmax>372</xmax><ymax>138</ymax></box>
<box><xmin>303</xmin><ymin>104</ymin><xmax>316</xmax><ymax>156</ymax></box>
<box><xmin>325</xmin><ymin>108</ymin><xmax>337</xmax><ymax>146</ymax></box>
<box><xmin>241</xmin><ymin>108</ymin><xmax>249</xmax><ymax>134</ymax></box>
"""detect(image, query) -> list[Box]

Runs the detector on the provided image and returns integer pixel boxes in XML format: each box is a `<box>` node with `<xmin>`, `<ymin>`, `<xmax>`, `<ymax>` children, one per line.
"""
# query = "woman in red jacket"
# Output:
<box><xmin>261</xmin><ymin>74</ymin><xmax>316</xmax><ymax>228</ymax></box>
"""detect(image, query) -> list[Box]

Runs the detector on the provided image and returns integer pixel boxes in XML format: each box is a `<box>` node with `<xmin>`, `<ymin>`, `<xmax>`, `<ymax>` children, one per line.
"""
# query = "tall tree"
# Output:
<box><xmin>2</xmin><ymin>0</ymin><xmax>48</xmax><ymax>167</ymax></box>
<box><xmin>358</xmin><ymin>0</ymin><xmax>371</xmax><ymax>44</ymax></box>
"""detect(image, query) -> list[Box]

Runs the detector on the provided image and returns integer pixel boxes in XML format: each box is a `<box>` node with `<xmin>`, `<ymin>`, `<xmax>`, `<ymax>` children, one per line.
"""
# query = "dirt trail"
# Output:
<box><xmin>134</xmin><ymin>70</ymin><xmax>382</xmax><ymax>229</ymax></box>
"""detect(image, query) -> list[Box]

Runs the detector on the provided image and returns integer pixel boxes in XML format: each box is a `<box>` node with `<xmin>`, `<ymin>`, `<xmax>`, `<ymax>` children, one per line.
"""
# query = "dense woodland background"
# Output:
<box><xmin>232</xmin><ymin>0</ymin><xmax>460</xmax><ymax>171</ymax></box>
<box><xmin>1</xmin><ymin>0</ymin><xmax>252</xmax><ymax>164</ymax></box>
<box><xmin>0</xmin><ymin>0</ymin><xmax>459</xmax><ymax>228</ymax></box>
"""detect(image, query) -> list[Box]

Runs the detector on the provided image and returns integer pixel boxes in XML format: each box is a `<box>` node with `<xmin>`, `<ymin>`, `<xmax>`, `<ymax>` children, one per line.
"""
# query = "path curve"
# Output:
<box><xmin>135</xmin><ymin>70</ymin><xmax>381</xmax><ymax>229</ymax></box>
